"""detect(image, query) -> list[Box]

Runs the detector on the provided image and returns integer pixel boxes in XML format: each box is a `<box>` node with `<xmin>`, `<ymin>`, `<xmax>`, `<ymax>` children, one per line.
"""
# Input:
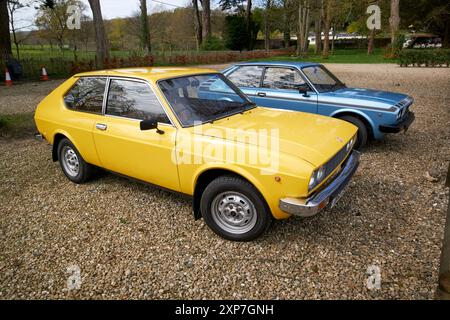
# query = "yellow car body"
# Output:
<box><xmin>34</xmin><ymin>67</ymin><xmax>359</xmax><ymax>240</ymax></box>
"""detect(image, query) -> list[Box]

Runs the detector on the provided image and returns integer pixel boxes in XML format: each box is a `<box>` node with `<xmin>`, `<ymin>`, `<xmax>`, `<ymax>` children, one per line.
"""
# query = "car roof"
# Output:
<box><xmin>74</xmin><ymin>67</ymin><xmax>217</xmax><ymax>82</ymax></box>
<box><xmin>234</xmin><ymin>61</ymin><xmax>320</xmax><ymax>68</ymax></box>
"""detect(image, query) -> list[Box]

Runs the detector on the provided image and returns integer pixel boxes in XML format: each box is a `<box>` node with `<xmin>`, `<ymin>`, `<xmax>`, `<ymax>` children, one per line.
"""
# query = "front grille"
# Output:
<box><xmin>323</xmin><ymin>145</ymin><xmax>349</xmax><ymax>179</ymax></box>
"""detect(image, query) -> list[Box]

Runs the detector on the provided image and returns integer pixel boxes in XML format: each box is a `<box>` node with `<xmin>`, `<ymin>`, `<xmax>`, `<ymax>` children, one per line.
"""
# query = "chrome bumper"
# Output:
<box><xmin>279</xmin><ymin>151</ymin><xmax>360</xmax><ymax>217</ymax></box>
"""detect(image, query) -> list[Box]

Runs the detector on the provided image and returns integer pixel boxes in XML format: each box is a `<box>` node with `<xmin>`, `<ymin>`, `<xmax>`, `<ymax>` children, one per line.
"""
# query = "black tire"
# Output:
<box><xmin>339</xmin><ymin>115</ymin><xmax>368</xmax><ymax>149</ymax></box>
<box><xmin>200</xmin><ymin>175</ymin><xmax>272</xmax><ymax>241</ymax></box>
<box><xmin>57</xmin><ymin>138</ymin><xmax>92</xmax><ymax>184</ymax></box>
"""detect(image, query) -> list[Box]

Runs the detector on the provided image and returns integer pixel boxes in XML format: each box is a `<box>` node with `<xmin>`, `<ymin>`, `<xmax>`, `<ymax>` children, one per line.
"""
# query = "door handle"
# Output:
<box><xmin>257</xmin><ymin>92</ymin><xmax>266</xmax><ymax>97</ymax></box>
<box><xmin>96</xmin><ymin>123</ymin><xmax>107</xmax><ymax>131</ymax></box>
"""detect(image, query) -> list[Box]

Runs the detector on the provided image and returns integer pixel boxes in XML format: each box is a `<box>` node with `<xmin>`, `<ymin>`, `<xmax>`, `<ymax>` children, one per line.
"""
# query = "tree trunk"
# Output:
<box><xmin>193</xmin><ymin>0</ymin><xmax>202</xmax><ymax>48</ymax></box>
<box><xmin>264</xmin><ymin>0</ymin><xmax>271</xmax><ymax>51</ymax></box>
<box><xmin>246</xmin><ymin>0</ymin><xmax>253</xmax><ymax>50</ymax></box>
<box><xmin>443</xmin><ymin>17</ymin><xmax>450</xmax><ymax>49</ymax></box>
<box><xmin>367</xmin><ymin>28</ymin><xmax>375</xmax><ymax>55</ymax></box>
<box><xmin>303</xmin><ymin>4</ymin><xmax>310</xmax><ymax>53</ymax></box>
<box><xmin>314</xmin><ymin>12</ymin><xmax>322</xmax><ymax>54</ymax></box>
<box><xmin>322</xmin><ymin>0</ymin><xmax>331</xmax><ymax>58</ymax></box>
<box><xmin>389</xmin><ymin>0</ymin><xmax>400</xmax><ymax>52</ymax></box>
<box><xmin>283</xmin><ymin>2</ymin><xmax>290</xmax><ymax>49</ymax></box>
<box><xmin>331</xmin><ymin>24</ymin><xmax>335</xmax><ymax>54</ymax></box>
<box><xmin>0</xmin><ymin>0</ymin><xmax>12</xmax><ymax>64</ymax></box>
<box><xmin>88</xmin><ymin>0</ymin><xmax>109</xmax><ymax>68</ymax></box>
<box><xmin>140</xmin><ymin>0</ymin><xmax>151</xmax><ymax>54</ymax></box>
<box><xmin>296</xmin><ymin>1</ymin><xmax>303</xmax><ymax>56</ymax></box>
<box><xmin>201</xmin><ymin>0</ymin><xmax>211</xmax><ymax>40</ymax></box>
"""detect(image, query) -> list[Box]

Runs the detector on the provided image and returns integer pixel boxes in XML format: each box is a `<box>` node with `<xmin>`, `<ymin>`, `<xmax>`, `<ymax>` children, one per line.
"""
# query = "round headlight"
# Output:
<box><xmin>316</xmin><ymin>166</ymin><xmax>326</xmax><ymax>182</ymax></box>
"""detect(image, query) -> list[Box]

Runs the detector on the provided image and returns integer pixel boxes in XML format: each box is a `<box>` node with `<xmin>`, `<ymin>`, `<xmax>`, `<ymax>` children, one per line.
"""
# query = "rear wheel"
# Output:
<box><xmin>200</xmin><ymin>175</ymin><xmax>272</xmax><ymax>241</ymax></box>
<box><xmin>57</xmin><ymin>138</ymin><xmax>92</xmax><ymax>183</ymax></box>
<box><xmin>339</xmin><ymin>115</ymin><xmax>368</xmax><ymax>149</ymax></box>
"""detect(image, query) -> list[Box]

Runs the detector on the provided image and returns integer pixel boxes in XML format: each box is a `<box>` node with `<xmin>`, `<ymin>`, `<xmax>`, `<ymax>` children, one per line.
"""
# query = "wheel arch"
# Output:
<box><xmin>192</xmin><ymin>167</ymin><xmax>268</xmax><ymax>220</ymax></box>
<box><xmin>330</xmin><ymin>109</ymin><xmax>375</xmax><ymax>139</ymax></box>
<box><xmin>51</xmin><ymin>131</ymin><xmax>80</xmax><ymax>162</ymax></box>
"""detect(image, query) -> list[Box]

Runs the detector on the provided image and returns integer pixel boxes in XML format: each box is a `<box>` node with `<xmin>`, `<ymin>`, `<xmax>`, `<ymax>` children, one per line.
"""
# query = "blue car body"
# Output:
<box><xmin>222</xmin><ymin>61</ymin><xmax>415</xmax><ymax>140</ymax></box>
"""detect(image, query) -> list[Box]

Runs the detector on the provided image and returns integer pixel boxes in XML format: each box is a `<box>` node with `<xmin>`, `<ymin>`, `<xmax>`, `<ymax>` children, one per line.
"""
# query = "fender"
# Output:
<box><xmin>330</xmin><ymin>108</ymin><xmax>376</xmax><ymax>135</ymax></box>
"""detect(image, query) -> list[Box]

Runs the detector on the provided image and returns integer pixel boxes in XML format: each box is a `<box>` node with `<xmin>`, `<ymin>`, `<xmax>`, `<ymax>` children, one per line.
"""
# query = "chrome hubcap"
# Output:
<box><xmin>211</xmin><ymin>192</ymin><xmax>257</xmax><ymax>234</ymax></box>
<box><xmin>62</xmin><ymin>146</ymin><xmax>79</xmax><ymax>177</ymax></box>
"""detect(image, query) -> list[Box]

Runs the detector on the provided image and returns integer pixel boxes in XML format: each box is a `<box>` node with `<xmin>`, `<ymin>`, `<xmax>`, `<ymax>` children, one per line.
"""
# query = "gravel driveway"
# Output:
<box><xmin>0</xmin><ymin>64</ymin><xmax>449</xmax><ymax>299</ymax></box>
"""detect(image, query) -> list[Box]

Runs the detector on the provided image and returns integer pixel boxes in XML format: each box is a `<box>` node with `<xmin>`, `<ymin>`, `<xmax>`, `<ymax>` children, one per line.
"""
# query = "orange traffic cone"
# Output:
<box><xmin>40</xmin><ymin>66</ymin><xmax>49</xmax><ymax>81</ymax></box>
<box><xmin>5</xmin><ymin>68</ymin><xmax>12</xmax><ymax>87</ymax></box>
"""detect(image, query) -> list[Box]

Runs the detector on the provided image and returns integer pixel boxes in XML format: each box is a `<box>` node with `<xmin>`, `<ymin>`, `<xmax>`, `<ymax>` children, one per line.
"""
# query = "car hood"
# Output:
<box><xmin>194</xmin><ymin>107</ymin><xmax>357</xmax><ymax>167</ymax></box>
<box><xmin>320</xmin><ymin>87</ymin><xmax>409</xmax><ymax>110</ymax></box>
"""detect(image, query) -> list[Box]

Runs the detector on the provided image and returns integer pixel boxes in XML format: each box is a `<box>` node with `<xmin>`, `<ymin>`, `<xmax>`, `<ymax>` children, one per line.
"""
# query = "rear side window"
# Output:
<box><xmin>64</xmin><ymin>77</ymin><xmax>106</xmax><ymax>113</ymax></box>
<box><xmin>106</xmin><ymin>79</ymin><xmax>170</xmax><ymax>124</ymax></box>
<box><xmin>262</xmin><ymin>67</ymin><xmax>305</xmax><ymax>90</ymax></box>
<box><xmin>227</xmin><ymin>66</ymin><xmax>263</xmax><ymax>88</ymax></box>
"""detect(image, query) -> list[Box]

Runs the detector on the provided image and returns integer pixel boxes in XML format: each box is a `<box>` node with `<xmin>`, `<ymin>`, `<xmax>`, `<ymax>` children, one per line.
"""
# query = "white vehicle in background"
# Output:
<box><xmin>403</xmin><ymin>34</ymin><xmax>442</xmax><ymax>49</ymax></box>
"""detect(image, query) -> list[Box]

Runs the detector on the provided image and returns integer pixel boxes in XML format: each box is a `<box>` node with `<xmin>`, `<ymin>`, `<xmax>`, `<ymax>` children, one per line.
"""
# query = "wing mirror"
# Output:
<box><xmin>140</xmin><ymin>119</ymin><xmax>164</xmax><ymax>134</ymax></box>
<box><xmin>297</xmin><ymin>83</ymin><xmax>310</xmax><ymax>96</ymax></box>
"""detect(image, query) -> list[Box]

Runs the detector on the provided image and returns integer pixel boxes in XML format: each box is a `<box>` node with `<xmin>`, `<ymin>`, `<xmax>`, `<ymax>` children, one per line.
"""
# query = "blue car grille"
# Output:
<box><xmin>324</xmin><ymin>145</ymin><xmax>350</xmax><ymax>179</ymax></box>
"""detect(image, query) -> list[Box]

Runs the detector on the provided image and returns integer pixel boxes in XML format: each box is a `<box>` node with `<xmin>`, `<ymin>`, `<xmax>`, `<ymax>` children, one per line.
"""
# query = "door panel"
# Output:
<box><xmin>254</xmin><ymin>67</ymin><xmax>318</xmax><ymax>113</ymax></box>
<box><xmin>253</xmin><ymin>88</ymin><xmax>318</xmax><ymax>114</ymax></box>
<box><xmin>93</xmin><ymin>78</ymin><xmax>180</xmax><ymax>192</ymax></box>
<box><xmin>93</xmin><ymin>118</ymin><xmax>180</xmax><ymax>191</ymax></box>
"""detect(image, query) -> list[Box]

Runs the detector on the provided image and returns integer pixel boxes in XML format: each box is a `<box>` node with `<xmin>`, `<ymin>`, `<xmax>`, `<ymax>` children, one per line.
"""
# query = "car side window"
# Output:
<box><xmin>64</xmin><ymin>77</ymin><xmax>106</xmax><ymax>113</ymax></box>
<box><xmin>227</xmin><ymin>66</ymin><xmax>263</xmax><ymax>88</ymax></box>
<box><xmin>262</xmin><ymin>68</ymin><xmax>305</xmax><ymax>90</ymax></box>
<box><xmin>106</xmin><ymin>79</ymin><xmax>170</xmax><ymax>124</ymax></box>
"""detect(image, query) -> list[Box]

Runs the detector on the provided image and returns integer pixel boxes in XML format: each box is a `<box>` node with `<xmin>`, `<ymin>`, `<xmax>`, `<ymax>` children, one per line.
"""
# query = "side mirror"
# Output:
<box><xmin>140</xmin><ymin>119</ymin><xmax>164</xmax><ymax>134</ymax></box>
<box><xmin>297</xmin><ymin>83</ymin><xmax>310</xmax><ymax>96</ymax></box>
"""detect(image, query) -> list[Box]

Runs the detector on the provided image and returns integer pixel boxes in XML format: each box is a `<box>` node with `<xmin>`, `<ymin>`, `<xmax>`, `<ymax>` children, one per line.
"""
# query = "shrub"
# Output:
<box><xmin>223</xmin><ymin>15</ymin><xmax>249</xmax><ymax>51</ymax></box>
<box><xmin>398</xmin><ymin>49</ymin><xmax>450</xmax><ymax>67</ymax></box>
<box><xmin>200</xmin><ymin>36</ymin><xmax>226</xmax><ymax>51</ymax></box>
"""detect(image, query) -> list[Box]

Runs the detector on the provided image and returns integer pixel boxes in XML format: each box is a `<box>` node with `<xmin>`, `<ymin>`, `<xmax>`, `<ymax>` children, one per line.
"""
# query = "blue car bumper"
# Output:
<box><xmin>379</xmin><ymin>111</ymin><xmax>415</xmax><ymax>134</ymax></box>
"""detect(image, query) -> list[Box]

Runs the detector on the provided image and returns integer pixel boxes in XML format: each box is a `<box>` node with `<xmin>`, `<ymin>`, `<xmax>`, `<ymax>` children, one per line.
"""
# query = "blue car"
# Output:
<box><xmin>222</xmin><ymin>62</ymin><xmax>415</xmax><ymax>148</ymax></box>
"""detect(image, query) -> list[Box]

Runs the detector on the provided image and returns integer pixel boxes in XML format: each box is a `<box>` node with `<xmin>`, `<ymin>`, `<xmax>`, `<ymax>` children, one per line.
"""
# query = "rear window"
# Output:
<box><xmin>64</xmin><ymin>77</ymin><xmax>106</xmax><ymax>113</ymax></box>
<box><xmin>227</xmin><ymin>66</ymin><xmax>263</xmax><ymax>88</ymax></box>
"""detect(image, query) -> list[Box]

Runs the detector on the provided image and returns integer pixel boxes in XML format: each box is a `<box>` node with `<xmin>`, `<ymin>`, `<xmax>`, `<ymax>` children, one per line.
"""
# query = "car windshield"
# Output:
<box><xmin>158</xmin><ymin>73</ymin><xmax>255</xmax><ymax>127</ymax></box>
<box><xmin>302</xmin><ymin>65</ymin><xmax>346</xmax><ymax>93</ymax></box>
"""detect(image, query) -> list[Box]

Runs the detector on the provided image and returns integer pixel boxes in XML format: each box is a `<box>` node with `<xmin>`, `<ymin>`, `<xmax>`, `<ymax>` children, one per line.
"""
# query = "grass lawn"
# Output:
<box><xmin>251</xmin><ymin>48</ymin><xmax>396</xmax><ymax>64</ymax></box>
<box><xmin>0</xmin><ymin>112</ymin><xmax>36</xmax><ymax>139</ymax></box>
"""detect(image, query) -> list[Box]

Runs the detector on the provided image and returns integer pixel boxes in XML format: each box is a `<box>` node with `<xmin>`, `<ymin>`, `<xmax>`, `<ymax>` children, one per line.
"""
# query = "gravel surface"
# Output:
<box><xmin>0</xmin><ymin>64</ymin><xmax>449</xmax><ymax>299</ymax></box>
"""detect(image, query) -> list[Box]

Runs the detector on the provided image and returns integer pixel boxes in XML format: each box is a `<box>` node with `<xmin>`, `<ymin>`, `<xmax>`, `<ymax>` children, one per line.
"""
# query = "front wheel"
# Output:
<box><xmin>339</xmin><ymin>115</ymin><xmax>368</xmax><ymax>150</ymax></box>
<box><xmin>200</xmin><ymin>175</ymin><xmax>272</xmax><ymax>241</ymax></box>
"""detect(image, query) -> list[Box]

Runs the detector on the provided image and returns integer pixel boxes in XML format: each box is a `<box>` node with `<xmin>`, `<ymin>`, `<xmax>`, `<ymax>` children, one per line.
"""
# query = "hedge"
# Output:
<box><xmin>398</xmin><ymin>49</ymin><xmax>450</xmax><ymax>67</ymax></box>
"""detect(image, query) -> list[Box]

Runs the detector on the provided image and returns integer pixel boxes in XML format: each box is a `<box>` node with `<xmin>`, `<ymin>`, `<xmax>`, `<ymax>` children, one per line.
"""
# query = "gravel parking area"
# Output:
<box><xmin>0</xmin><ymin>64</ymin><xmax>449</xmax><ymax>299</ymax></box>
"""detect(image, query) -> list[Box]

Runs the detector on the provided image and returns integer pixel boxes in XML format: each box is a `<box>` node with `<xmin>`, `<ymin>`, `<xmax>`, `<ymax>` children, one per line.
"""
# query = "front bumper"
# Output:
<box><xmin>379</xmin><ymin>111</ymin><xmax>415</xmax><ymax>133</ymax></box>
<box><xmin>279</xmin><ymin>151</ymin><xmax>360</xmax><ymax>217</ymax></box>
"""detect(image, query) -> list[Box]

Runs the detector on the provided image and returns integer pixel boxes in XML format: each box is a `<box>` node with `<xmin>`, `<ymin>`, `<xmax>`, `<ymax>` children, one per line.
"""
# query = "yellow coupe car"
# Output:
<box><xmin>34</xmin><ymin>67</ymin><xmax>359</xmax><ymax>241</ymax></box>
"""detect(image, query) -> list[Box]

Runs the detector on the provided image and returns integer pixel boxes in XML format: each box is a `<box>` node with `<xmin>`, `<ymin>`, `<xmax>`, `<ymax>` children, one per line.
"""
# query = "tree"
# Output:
<box><xmin>7</xmin><ymin>0</ymin><xmax>31</xmax><ymax>61</ymax></box>
<box><xmin>139</xmin><ymin>0</ymin><xmax>151</xmax><ymax>53</ymax></box>
<box><xmin>35</xmin><ymin>0</ymin><xmax>79</xmax><ymax>50</ymax></box>
<box><xmin>87</xmin><ymin>0</ymin><xmax>109</xmax><ymax>68</ymax></box>
<box><xmin>223</xmin><ymin>14</ymin><xmax>247</xmax><ymax>51</ymax></box>
<box><xmin>296</xmin><ymin>0</ymin><xmax>311</xmax><ymax>56</ymax></box>
<box><xmin>192</xmin><ymin>0</ymin><xmax>202</xmax><ymax>48</ymax></box>
<box><xmin>263</xmin><ymin>0</ymin><xmax>272</xmax><ymax>51</ymax></box>
<box><xmin>246</xmin><ymin>0</ymin><xmax>253</xmax><ymax>49</ymax></box>
<box><xmin>322</xmin><ymin>0</ymin><xmax>332</xmax><ymax>58</ymax></box>
<box><xmin>201</xmin><ymin>0</ymin><xmax>211</xmax><ymax>39</ymax></box>
<box><xmin>0</xmin><ymin>0</ymin><xmax>13</xmax><ymax>65</ymax></box>
<box><xmin>313</xmin><ymin>0</ymin><xmax>322</xmax><ymax>54</ymax></box>
<box><xmin>389</xmin><ymin>0</ymin><xmax>400</xmax><ymax>53</ymax></box>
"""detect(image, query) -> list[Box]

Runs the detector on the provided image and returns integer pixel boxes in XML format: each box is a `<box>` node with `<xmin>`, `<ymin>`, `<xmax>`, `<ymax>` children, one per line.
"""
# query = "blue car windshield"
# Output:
<box><xmin>158</xmin><ymin>73</ymin><xmax>255</xmax><ymax>127</ymax></box>
<box><xmin>302</xmin><ymin>65</ymin><xmax>346</xmax><ymax>93</ymax></box>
